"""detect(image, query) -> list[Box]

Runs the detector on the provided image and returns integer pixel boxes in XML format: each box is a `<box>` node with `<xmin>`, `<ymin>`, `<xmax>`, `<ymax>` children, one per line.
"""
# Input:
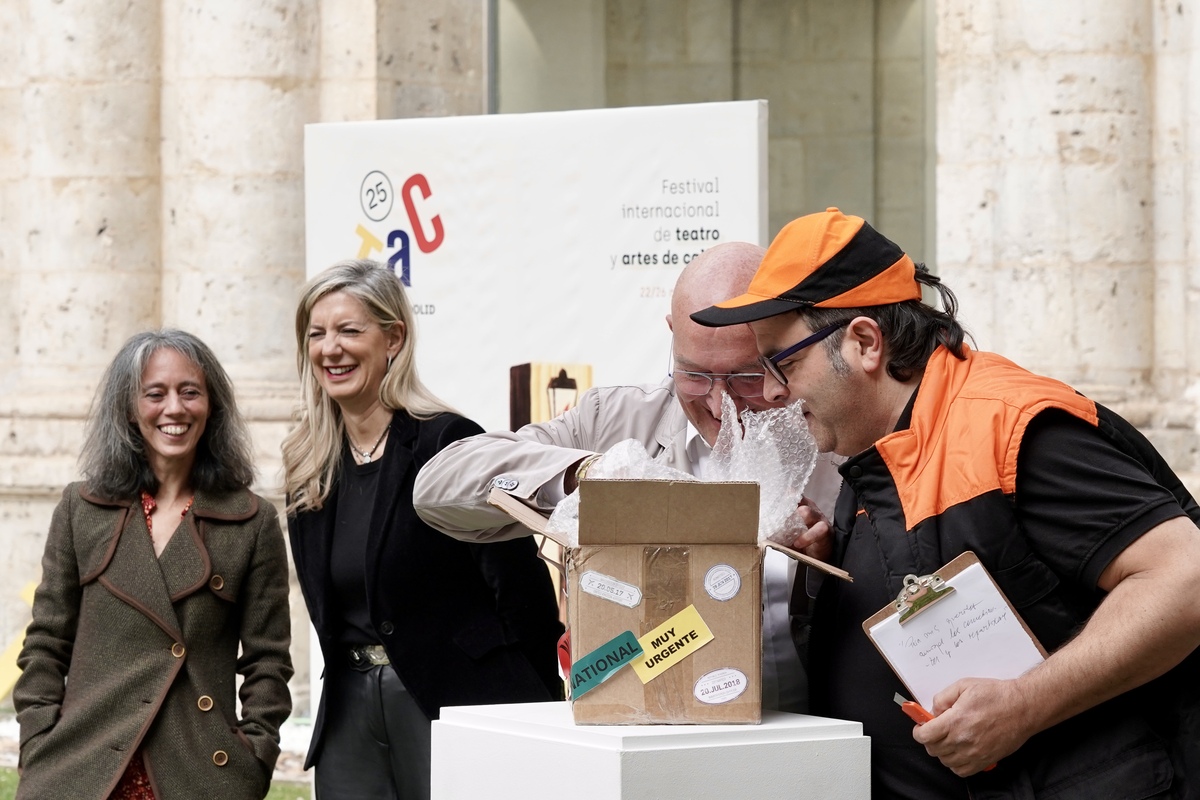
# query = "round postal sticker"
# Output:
<box><xmin>694</xmin><ymin>668</ymin><xmax>748</xmax><ymax>704</ymax></box>
<box><xmin>704</xmin><ymin>564</ymin><xmax>741</xmax><ymax>601</ymax></box>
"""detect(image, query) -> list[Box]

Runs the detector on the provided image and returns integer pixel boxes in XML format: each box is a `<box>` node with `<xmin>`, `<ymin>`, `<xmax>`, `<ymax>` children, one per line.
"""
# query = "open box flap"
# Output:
<box><xmin>486</xmin><ymin>487</ymin><xmax>569</xmax><ymax>546</ymax></box>
<box><xmin>577</xmin><ymin>480</ymin><xmax>758</xmax><ymax>545</ymax></box>
<box><xmin>488</xmin><ymin>483</ymin><xmax>853</xmax><ymax>582</ymax></box>
<box><xmin>764</xmin><ymin>541</ymin><xmax>853</xmax><ymax>582</ymax></box>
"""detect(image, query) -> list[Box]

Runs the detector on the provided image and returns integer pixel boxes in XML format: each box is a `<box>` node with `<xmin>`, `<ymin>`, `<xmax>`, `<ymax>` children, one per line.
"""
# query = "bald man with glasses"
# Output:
<box><xmin>413</xmin><ymin>241</ymin><xmax>842</xmax><ymax>714</ymax></box>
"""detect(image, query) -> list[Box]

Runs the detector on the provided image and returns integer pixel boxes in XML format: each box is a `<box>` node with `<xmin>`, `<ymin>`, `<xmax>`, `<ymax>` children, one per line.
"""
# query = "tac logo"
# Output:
<box><xmin>354</xmin><ymin>169</ymin><xmax>445</xmax><ymax>286</ymax></box>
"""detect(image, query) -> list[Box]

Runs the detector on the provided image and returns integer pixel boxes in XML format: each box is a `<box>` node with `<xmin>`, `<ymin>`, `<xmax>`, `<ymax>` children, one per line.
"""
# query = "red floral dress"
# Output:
<box><xmin>110</xmin><ymin>751</ymin><xmax>155</xmax><ymax>800</ymax></box>
<box><xmin>108</xmin><ymin>492</ymin><xmax>193</xmax><ymax>800</ymax></box>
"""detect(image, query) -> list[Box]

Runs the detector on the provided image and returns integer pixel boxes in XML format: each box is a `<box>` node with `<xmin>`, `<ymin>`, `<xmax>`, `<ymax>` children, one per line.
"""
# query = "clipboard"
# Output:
<box><xmin>862</xmin><ymin>551</ymin><xmax>1048</xmax><ymax>710</ymax></box>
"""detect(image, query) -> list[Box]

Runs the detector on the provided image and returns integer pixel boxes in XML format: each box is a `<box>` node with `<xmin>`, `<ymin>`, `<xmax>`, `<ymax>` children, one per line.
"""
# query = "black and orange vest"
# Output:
<box><xmin>838</xmin><ymin>344</ymin><xmax>1198</xmax><ymax>648</ymax></box>
<box><xmin>821</xmin><ymin>345</ymin><xmax>1199</xmax><ymax>798</ymax></box>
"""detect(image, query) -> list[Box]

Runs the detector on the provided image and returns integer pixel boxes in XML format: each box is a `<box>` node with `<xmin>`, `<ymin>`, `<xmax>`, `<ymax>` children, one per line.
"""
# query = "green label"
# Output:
<box><xmin>571</xmin><ymin>630</ymin><xmax>643</xmax><ymax>699</ymax></box>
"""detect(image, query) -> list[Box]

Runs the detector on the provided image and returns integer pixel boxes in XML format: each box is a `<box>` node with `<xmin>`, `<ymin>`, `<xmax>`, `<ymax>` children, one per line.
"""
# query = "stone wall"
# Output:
<box><xmin>1</xmin><ymin>0</ymin><xmax>1197</xmax><ymax>725</ymax></box>
<box><xmin>0</xmin><ymin>0</ymin><xmax>487</xmax><ymax>718</ymax></box>
<box><xmin>501</xmin><ymin>0</ymin><xmax>930</xmax><ymax>258</ymax></box>
<box><xmin>497</xmin><ymin>0</ymin><xmax>606</xmax><ymax>112</ymax></box>
<box><xmin>935</xmin><ymin>0</ymin><xmax>1199</xmax><ymax>486</ymax></box>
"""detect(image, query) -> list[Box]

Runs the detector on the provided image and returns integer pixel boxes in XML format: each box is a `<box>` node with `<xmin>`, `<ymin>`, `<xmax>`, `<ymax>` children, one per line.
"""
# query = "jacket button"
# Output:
<box><xmin>197</xmin><ymin>695</ymin><xmax>213</xmax><ymax>712</ymax></box>
<box><xmin>380</xmin><ymin>621</ymin><xmax>395</xmax><ymax>635</ymax></box>
<box><xmin>847</xmin><ymin>466</ymin><xmax>863</xmax><ymax>479</ymax></box>
<box><xmin>171</xmin><ymin>642</ymin><xmax>186</xmax><ymax>658</ymax></box>
<box><xmin>212</xmin><ymin>750</ymin><xmax>228</xmax><ymax>766</ymax></box>
<box><xmin>209</xmin><ymin>575</ymin><xmax>225</xmax><ymax>591</ymax></box>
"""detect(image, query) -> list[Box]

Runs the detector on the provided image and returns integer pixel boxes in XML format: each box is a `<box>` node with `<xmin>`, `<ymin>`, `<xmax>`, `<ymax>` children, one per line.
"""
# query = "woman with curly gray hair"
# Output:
<box><xmin>14</xmin><ymin>329</ymin><xmax>293</xmax><ymax>800</ymax></box>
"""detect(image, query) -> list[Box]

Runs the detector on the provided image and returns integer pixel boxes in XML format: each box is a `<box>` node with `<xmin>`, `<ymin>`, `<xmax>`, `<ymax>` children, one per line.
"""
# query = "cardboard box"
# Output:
<box><xmin>491</xmin><ymin>479</ymin><xmax>763</xmax><ymax>725</ymax></box>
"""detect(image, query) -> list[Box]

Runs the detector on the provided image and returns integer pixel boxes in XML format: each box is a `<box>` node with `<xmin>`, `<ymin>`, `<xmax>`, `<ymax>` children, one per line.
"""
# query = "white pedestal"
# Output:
<box><xmin>431</xmin><ymin>701</ymin><xmax>870</xmax><ymax>800</ymax></box>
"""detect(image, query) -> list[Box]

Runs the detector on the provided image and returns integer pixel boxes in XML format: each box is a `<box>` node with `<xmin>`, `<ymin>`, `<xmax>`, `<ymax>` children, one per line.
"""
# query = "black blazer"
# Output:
<box><xmin>288</xmin><ymin>410</ymin><xmax>563</xmax><ymax>767</ymax></box>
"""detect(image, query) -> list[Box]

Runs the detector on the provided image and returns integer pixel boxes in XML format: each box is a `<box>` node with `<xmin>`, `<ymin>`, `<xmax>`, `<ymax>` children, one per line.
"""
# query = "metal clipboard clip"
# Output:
<box><xmin>894</xmin><ymin>571</ymin><xmax>955</xmax><ymax>624</ymax></box>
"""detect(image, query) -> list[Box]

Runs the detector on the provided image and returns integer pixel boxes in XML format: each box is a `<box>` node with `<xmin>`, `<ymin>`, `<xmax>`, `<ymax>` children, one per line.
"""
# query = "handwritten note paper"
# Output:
<box><xmin>867</xmin><ymin>562</ymin><xmax>1045</xmax><ymax>709</ymax></box>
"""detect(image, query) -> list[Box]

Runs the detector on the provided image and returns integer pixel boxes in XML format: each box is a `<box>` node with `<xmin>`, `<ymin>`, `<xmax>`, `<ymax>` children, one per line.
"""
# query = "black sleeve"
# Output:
<box><xmin>419</xmin><ymin>412</ymin><xmax>485</xmax><ymax>454</ymax></box>
<box><xmin>1014</xmin><ymin>410</ymin><xmax>1188</xmax><ymax>589</ymax></box>
<box><xmin>425</xmin><ymin>413</ymin><xmax>564</xmax><ymax>697</ymax></box>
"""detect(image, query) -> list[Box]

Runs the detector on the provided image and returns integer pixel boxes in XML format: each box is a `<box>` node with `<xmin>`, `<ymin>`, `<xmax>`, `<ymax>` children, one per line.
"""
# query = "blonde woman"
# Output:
<box><xmin>282</xmin><ymin>260</ymin><xmax>562</xmax><ymax>800</ymax></box>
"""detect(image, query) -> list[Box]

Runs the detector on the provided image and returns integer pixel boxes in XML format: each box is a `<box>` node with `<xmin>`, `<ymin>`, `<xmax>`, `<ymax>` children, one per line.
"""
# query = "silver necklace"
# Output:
<box><xmin>349</xmin><ymin>425</ymin><xmax>389</xmax><ymax>463</ymax></box>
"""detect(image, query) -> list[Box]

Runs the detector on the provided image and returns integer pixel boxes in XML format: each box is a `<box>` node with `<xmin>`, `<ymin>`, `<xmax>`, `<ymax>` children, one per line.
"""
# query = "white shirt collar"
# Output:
<box><xmin>684</xmin><ymin>421</ymin><xmax>713</xmax><ymax>480</ymax></box>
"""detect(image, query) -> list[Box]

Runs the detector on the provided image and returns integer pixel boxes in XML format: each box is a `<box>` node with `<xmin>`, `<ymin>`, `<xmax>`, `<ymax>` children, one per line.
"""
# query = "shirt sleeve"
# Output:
<box><xmin>411</xmin><ymin>398</ymin><xmax>603</xmax><ymax>541</ymax></box>
<box><xmin>1014</xmin><ymin>409</ymin><xmax>1188</xmax><ymax>589</ymax></box>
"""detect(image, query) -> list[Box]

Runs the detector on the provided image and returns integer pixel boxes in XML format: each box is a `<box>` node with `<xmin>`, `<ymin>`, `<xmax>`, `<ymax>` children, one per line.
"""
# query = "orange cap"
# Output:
<box><xmin>691</xmin><ymin>208</ymin><xmax>920</xmax><ymax>327</ymax></box>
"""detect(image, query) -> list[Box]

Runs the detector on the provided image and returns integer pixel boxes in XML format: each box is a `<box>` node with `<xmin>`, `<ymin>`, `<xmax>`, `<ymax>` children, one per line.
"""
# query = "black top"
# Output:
<box><xmin>287</xmin><ymin>410</ymin><xmax>564</xmax><ymax>770</ymax></box>
<box><xmin>815</xmin><ymin>407</ymin><xmax>1187</xmax><ymax>799</ymax></box>
<box><xmin>331</xmin><ymin>451</ymin><xmax>382</xmax><ymax>646</ymax></box>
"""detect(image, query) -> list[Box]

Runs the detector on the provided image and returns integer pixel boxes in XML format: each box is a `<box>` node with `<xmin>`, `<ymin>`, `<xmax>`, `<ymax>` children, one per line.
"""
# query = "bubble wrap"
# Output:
<box><xmin>708</xmin><ymin>393</ymin><xmax>818</xmax><ymax>545</ymax></box>
<box><xmin>545</xmin><ymin>395</ymin><xmax>817</xmax><ymax>547</ymax></box>
<box><xmin>545</xmin><ymin>439</ymin><xmax>696</xmax><ymax>545</ymax></box>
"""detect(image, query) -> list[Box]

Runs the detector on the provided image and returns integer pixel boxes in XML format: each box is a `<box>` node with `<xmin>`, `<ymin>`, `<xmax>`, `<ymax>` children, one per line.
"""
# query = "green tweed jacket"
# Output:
<box><xmin>14</xmin><ymin>482</ymin><xmax>293</xmax><ymax>800</ymax></box>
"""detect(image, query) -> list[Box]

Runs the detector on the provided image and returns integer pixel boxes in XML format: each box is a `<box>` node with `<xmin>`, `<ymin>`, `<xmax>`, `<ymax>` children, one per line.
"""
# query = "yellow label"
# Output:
<box><xmin>630</xmin><ymin>604</ymin><xmax>714</xmax><ymax>684</ymax></box>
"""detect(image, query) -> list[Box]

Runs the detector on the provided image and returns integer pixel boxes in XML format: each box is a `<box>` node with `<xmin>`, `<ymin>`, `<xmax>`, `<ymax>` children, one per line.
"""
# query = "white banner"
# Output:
<box><xmin>304</xmin><ymin>101</ymin><xmax>767</xmax><ymax>431</ymax></box>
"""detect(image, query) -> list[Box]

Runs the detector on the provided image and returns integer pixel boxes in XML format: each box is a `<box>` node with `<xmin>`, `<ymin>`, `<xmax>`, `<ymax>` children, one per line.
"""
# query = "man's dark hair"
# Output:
<box><xmin>797</xmin><ymin>265</ymin><xmax>968</xmax><ymax>382</ymax></box>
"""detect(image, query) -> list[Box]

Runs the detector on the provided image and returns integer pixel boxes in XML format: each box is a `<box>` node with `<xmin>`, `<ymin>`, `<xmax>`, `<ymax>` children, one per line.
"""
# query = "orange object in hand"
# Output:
<box><xmin>894</xmin><ymin>692</ymin><xmax>934</xmax><ymax>723</ymax></box>
<box><xmin>894</xmin><ymin>693</ymin><xmax>995</xmax><ymax>771</ymax></box>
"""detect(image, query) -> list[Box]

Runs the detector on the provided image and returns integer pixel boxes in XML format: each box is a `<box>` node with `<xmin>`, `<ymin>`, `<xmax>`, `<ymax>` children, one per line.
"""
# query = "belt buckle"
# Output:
<box><xmin>364</xmin><ymin>645</ymin><xmax>389</xmax><ymax>666</ymax></box>
<box><xmin>349</xmin><ymin>645</ymin><xmax>389</xmax><ymax>668</ymax></box>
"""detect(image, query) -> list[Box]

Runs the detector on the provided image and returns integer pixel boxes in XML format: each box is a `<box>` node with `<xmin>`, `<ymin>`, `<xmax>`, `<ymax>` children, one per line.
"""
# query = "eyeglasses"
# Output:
<box><xmin>670</xmin><ymin>370</ymin><xmax>766</xmax><ymax>399</ymax></box>
<box><xmin>759</xmin><ymin>320</ymin><xmax>850</xmax><ymax>387</ymax></box>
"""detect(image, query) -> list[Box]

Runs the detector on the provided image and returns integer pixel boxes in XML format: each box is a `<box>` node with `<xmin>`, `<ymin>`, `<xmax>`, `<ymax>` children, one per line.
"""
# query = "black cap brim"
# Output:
<box><xmin>689</xmin><ymin>297</ymin><xmax>803</xmax><ymax>328</ymax></box>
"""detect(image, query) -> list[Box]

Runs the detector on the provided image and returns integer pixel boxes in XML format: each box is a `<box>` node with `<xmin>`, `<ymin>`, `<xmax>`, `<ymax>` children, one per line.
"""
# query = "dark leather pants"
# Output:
<box><xmin>314</xmin><ymin>661</ymin><xmax>431</xmax><ymax>800</ymax></box>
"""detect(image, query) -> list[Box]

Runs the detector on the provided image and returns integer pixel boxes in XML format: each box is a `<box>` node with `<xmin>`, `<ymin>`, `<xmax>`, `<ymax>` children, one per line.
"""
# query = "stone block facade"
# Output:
<box><xmin>1</xmin><ymin>0</ymin><xmax>1197</xmax><ymax>725</ymax></box>
<box><xmin>935</xmin><ymin>0</ymin><xmax>1199</xmax><ymax>479</ymax></box>
<box><xmin>0</xmin><ymin>0</ymin><xmax>486</xmax><ymax>718</ymax></box>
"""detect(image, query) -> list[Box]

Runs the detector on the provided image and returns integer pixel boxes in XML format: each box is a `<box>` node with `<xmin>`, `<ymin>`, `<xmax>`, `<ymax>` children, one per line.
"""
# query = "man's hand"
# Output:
<box><xmin>911</xmin><ymin>518</ymin><xmax>1200</xmax><ymax>779</ymax></box>
<box><xmin>780</xmin><ymin>497</ymin><xmax>834</xmax><ymax>562</ymax></box>
<box><xmin>562</xmin><ymin>453</ymin><xmax>603</xmax><ymax>495</ymax></box>
<box><xmin>911</xmin><ymin>677</ymin><xmax>1034</xmax><ymax>776</ymax></box>
<box><xmin>562</xmin><ymin>457</ymin><xmax>586</xmax><ymax>495</ymax></box>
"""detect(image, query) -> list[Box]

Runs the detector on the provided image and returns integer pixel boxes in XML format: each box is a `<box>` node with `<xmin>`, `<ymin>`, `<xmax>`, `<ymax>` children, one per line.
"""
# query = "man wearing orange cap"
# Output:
<box><xmin>692</xmin><ymin>208</ymin><xmax>1200</xmax><ymax>799</ymax></box>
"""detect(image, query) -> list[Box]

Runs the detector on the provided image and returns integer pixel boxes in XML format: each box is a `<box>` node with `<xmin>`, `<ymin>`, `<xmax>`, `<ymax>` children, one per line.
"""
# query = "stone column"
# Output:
<box><xmin>1148</xmin><ymin>1</ymin><xmax>1200</xmax><ymax>478</ymax></box>
<box><xmin>7</xmin><ymin>0</ymin><xmax>162</xmax><ymax>395</ymax></box>
<box><xmin>1152</xmin><ymin>3</ymin><xmax>1200</xmax><ymax>397</ymax></box>
<box><xmin>160</xmin><ymin>0</ymin><xmax>318</xmax><ymax>388</ymax></box>
<box><xmin>161</xmin><ymin>1</ymin><xmax>321</xmax><ymax>717</ymax></box>
<box><xmin>0</xmin><ymin>2</ymin><xmax>24</xmax><ymax>389</ymax></box>
<box><xmin>377</xmin><ymin>0</ymin><xmax>487</xmax><ymax>118</ymax></box>
<box><xmin>320</xmin><ymin>0</ymin><xmax>380</xmax><ymax>122</ymax></box>
<box><xmin>936</xmin><ymin>0</ymin><xmax>1155</xmax><ymax>391</ymax></box>
<box><xmin>0</xmin><ymin>0</ymin><xmax>161</xmax><ymax>684</ymax></box>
